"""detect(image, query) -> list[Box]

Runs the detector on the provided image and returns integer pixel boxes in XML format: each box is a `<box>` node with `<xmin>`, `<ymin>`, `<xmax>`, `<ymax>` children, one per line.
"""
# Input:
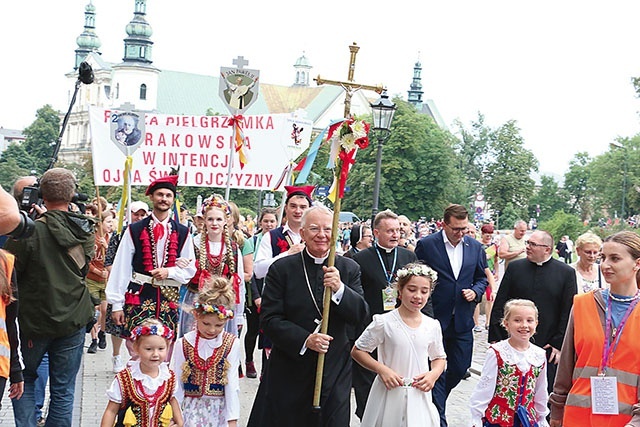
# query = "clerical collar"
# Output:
<box><xmin>305</xmin><ymin>248</ymin><xmax>328</xmax><ymax>264</ymax></box>
<box><xmin>533</xmin><ymin>256</ymin><xmax>553</xmax><ymax>267</ymax></box>
<box><xmin>376</xmin><ymin>243</ymin><xmax>396</xmax><ymax>254</ymax></box>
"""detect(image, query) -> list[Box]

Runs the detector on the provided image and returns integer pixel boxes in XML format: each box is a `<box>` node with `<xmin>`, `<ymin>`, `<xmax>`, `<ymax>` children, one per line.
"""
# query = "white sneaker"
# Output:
<box><xmin>112</xmin><ymin>355</ymin><xmax>125</xmax><ymax>373</ymax></box>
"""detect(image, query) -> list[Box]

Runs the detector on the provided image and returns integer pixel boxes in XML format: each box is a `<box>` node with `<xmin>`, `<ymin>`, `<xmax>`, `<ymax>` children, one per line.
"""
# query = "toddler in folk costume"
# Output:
<box><xmin>100</xmin><ymin>318</ymin><xmax>183</xmax><ymax>427</ymax></box>
<box><xmin>470</xmin><ymin>299</ymin><xmax>548</xmax><ymax>427</ymax></box>
<box><xmin>171</xmin><ymin>276</ymin><xmax>240</xmax><ymax>427</ymax></box>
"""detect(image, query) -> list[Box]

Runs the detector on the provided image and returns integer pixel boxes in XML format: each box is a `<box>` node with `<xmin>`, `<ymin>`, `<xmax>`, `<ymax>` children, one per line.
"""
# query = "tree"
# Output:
<box><xmin>588</xmin><ymin>135</ymin><xmax>640</xmax><ymax>217</ymax></box>
<box><xmin>528</xmin><ymin>175</ymin><xmax>568</xmax><ymax>221</ymax></box>
<box><xmin>452</xmin><ymin>113</ymin><xmax>492</xmax><ymax>196</ymax></box>
<box><xmin>563</xmin><ymin>152</ymin><xmax>592</xmax><ymax>220</ymax></box>
<box><xmin>22</xmin><ymin>105</ymin><xmax>61</xmax><ymax>173</ymax></box>
<box><xmin>341</xmin><ymin>99</ymin><xmax>465</xmax><ymax>221</ymax></box>
<box><xmin>539</xmin><ymin>210</ymin><xmax>585</xmax><ymax>244</ymax></box>
<box><xmin>484</xmin><ymin>120</ymin><xmax>538</xmax><ymax>215</ymax></box>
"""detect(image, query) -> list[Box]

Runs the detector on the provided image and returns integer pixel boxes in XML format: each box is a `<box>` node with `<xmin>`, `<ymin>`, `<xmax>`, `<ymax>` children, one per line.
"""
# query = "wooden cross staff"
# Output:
<box><xmin>312</xmin><ymin>42</ymin><xmax>384</xmax><ymax>414</ymax></box>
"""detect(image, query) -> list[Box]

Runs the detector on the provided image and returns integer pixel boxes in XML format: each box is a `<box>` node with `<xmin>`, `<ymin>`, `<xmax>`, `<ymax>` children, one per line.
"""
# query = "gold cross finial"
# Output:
<box><xmin>314</xmin><ymin>42</ymin><xmax>385</xmax><ymax>118</ymax></box>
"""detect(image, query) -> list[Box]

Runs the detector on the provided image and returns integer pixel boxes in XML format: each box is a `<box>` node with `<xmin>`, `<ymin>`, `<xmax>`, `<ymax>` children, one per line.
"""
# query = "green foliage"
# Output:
<box><xmin>528</xmin><ymin>175</ymin><xmax>569</xmax><ymax>221</ymax></box>
<box><xmin>22</xmin><ymin>105</ymin><xmax>61</xmax><ymax>173</ymax></box>
<box><xmin>340</xmin><ymin>99</ymin><xmax>464</xmax><ymax>221</ymax></box>
<box><xmin>496</xmin><ymin>203</ymin><xmax>522</xmax><ymax>230</ymax></box>
<box><xmin>538</xmin><ymin>210</ymin><xmax>585</xmax><ymax>243</ymax></box>
<box><xmin>588</xmin><ymin>135</ymin><xmax>640</xmax><ymax>217</ymax></box>
<box><xmin>563</xmin><ymin>152</ymin><xmax>592</xmax><ymax>220</ymax></box>
<box><xmin>484</xmin><ymin>120</ymin><xmax>538</xmax><ymax>213</ymax></box>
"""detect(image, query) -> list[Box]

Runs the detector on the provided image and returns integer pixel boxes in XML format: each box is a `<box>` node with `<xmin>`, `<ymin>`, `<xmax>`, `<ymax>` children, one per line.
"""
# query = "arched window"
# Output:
<box><xmin>140</xmin><ymin>84</ymin><xmax>147</xmax><ymax>100</ymax></box>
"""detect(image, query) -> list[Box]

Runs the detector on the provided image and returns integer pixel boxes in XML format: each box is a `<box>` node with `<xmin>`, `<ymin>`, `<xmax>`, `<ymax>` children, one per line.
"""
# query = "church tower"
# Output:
<box><xmin>407</xmin><ymin>58</ymin><xmax>424</xmax><ymax>108</ymax></box>
<box><xmin>122</xmin><ymin>0</ymin><xmax>154</xmax><ymax>64</ymax></box>
<box><xmin>293</xmin><ymin>52</ymin><xmax>312</xmax><ymax>87</ymax></box>
<box><xmin>111</xmin><ymin>0</ymin><xmax>160</xmax><ymax>112</ymax></box>
<box><xmin>74</xmin><ymin>1</ymin><xmax>101</xmax><ymax>69</ymax></box>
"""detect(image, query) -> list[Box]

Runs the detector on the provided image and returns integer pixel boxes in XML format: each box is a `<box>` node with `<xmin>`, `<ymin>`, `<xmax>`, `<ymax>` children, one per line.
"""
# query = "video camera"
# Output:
<box><xmin>19</xmin><ymin>179</ymin><xmax>89</xmax><ymax>217</ymax></box>
<box><xmin>19</xmin><ymin>181</ymin><xmax>42</xmax><ymax>216</ymax></box>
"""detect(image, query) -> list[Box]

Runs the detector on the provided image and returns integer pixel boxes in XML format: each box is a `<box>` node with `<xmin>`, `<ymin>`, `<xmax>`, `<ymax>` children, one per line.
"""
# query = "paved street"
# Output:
<box><xmin>0</xmin><ymin>316</ymin><xmax>491</xmax><ymax>427</ymax></box>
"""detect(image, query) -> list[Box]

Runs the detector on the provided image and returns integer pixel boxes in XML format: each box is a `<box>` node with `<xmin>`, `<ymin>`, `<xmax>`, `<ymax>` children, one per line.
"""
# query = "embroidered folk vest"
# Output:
<box><xmin>484</xmin><ymin>347</ymin><xmax>542</xmax><ymax>426</ymax></box>
<box><xmin>181</xmin><ymin>331</ymin><xmax>235</xmax><ymax>398</ymax></box>
<box><xmin>116</xmin><ymin>368</ymin><xmax>176</xmax><ymax>427</ymax></box>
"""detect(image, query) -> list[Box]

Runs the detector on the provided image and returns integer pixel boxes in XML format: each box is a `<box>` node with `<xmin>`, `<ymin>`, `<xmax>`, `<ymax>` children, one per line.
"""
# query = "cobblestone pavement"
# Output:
<box><xmin>0</xmin><ymin>316</ymin><xmax>491</xmax><ymax>427</ymax></box>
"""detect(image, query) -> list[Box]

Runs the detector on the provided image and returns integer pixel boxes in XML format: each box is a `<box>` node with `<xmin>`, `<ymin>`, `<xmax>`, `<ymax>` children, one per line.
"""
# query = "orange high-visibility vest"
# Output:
<box><xmin>0</xmin><ymin>252</ymin><xmax>14</xmax><ymax>379</ymax></box>
<box><xmin>563</xmin><ymin>292</ymin><xmax>640</xmax><ymax>427</ymax></box>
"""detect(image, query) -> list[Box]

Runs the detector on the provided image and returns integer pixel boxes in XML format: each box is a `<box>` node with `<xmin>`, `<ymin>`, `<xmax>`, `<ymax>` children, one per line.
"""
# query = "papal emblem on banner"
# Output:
<box><xmin>219</xmin><ymin>64</ymin><xmax>260</xmax><ymax>114</ymax></box>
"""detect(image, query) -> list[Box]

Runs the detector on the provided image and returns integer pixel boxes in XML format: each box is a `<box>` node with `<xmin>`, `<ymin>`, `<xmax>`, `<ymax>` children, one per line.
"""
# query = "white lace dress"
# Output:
<box><xmin>355</xmin><ymin>309</ymin><xmax>446</xmax><ymax>427</ymax></box>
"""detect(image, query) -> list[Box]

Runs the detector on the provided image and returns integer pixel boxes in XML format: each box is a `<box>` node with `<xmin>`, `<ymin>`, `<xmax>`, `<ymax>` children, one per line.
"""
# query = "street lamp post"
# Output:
<box><xmin>609</xmin><ymin>141</ymin><xmax>628</xmax><ymax>219</ymax></box>
<box><xmin>369</xmin><ymin>91</ymin><xmax>396</xmax><ymax>226</ymax></box>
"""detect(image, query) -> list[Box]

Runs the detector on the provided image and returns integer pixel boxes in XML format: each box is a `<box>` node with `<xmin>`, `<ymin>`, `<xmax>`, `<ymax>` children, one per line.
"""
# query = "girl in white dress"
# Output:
<box><xmin>469</xmin><ymin>299</ymin><xmax>548</xmax><ymax>427</ymax></box>
<box><xmin>172</xmin><ymin>276</ymin><xmax>240</xmax><ymax>427</ymax></box>
<box><xmin>352</xmin><ymin>262</ymin><xmax>446</xmax><ymax>427</ymax></box>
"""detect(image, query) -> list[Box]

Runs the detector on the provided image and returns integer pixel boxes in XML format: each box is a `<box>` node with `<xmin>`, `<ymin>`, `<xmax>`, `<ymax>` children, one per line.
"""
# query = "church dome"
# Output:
<box><xmin>294</xmin><ymin>53</ymin><xmax>311</xmax><ymax>68</ymax></box>
<box><xmin>126</xmin><ymin>17</ymin><xmax>153</xmax><ymax>38</ymax></box>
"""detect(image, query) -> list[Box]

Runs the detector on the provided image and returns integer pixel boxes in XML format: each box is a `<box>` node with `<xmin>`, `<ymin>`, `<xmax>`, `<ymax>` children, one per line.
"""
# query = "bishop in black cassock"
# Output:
<box><xmin>247</xmin><ymin>206</ymin><xmax>368</xmax><ymax>427</ymax></box>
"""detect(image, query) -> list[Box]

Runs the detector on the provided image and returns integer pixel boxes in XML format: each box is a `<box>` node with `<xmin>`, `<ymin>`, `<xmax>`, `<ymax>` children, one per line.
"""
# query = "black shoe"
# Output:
<box><xmin>463</xmin><ymin>370</ymin><xmax>471</xmax><ymax>380</ymax></box>
<box><xmin>98</xmin><ymin>330</ymin><xmax>107</xmax><ymax>350</ymax></box>
<box><xmin>88</xmin><ymin>339</ymin><xmax>98</xmax><ymax>354</ymax></box>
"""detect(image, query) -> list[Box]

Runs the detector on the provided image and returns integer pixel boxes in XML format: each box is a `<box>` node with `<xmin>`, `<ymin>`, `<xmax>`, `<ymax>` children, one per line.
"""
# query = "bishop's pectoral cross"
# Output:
<box><xmin>311</xmin><ymin>42</ymin><xmax>384</xmax><ymax>413</ymax></box>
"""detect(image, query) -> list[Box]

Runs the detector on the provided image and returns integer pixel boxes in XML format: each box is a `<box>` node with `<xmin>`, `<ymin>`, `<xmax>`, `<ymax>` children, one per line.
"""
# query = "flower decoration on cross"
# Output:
<box><xmin>325</xmin><ymin>118</ymin><xmax>370</xmax><ymax>202</ymax></box>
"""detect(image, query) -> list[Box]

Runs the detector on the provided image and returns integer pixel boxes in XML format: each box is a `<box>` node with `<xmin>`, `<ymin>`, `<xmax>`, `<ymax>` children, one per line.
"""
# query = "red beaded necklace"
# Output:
<box><xmin>205</xmin><ymin>235</ymin><xmax>225</xmax><ymax>275</ymax></box>
<box><xmin>134</xmin><ymin>378</ymin><xmax>166</xmax><ymax>408</ymax></box>
<box><xmin>192</xmin><ymin>331</ymin><xmax>218</xmax><ymax>371</ymax></box>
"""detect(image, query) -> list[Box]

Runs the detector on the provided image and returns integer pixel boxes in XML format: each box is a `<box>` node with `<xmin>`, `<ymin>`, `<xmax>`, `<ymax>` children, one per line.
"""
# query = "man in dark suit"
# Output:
<box><xmin>415</xmin><ymin>204</ymin><xmax>487</xmax><ymax>427</ymax></box>
<box><xmin>351</xmin><ymin>209</ymin><xmax>418</xmax><ymax>418</ymax></box>
<box><xmin>247</xmin><ymin>206</ymin><xmax>368</xmax><ymax>427</ymax></box>
<box><xmin>489</xmin><ymin>229</ymin><xmax>577</xmax><ymax>393</ymax></box>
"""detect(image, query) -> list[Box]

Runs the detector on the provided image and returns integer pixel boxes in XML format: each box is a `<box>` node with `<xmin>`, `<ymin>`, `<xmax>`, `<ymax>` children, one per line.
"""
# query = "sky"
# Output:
<box><xmin>2</xmin><ymin>1</ymin><xmax>640</xmax><ymax>179</ymax></box>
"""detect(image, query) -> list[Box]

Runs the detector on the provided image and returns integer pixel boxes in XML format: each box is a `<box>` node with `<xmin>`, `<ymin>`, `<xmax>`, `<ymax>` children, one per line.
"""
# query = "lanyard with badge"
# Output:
<box><xmin>376</xmin><ymin>247</ymin><xmax>397</xmax><ymax>311</ymax></box>
<box><xmin>592</xmin><ymin>291</ymin><xmax>640</xmax><ymax>415</ymax></box>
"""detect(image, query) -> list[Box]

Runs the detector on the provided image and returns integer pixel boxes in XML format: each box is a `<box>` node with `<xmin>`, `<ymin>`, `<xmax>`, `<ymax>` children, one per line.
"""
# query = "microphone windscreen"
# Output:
<box><xmin>78</xmin><ymin>61</ymin><xmax>94</xmax><ymax>84</ymax></box>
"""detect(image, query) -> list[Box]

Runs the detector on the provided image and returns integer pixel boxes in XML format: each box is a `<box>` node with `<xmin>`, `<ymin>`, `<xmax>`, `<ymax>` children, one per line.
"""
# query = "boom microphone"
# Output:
<box><xmin>78</xmin><ymin>61</ymin><xmax>94</xmax><ymax>84</ymax></box>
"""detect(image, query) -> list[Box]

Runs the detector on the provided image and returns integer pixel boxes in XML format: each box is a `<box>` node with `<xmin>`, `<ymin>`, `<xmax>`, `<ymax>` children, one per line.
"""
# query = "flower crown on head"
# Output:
<box><xmin>396</xmin><ymin>264</ymin><xmax>438</xmax><ymax>283</ymax></box>
<box><xmin>201</xmin><ymin>194</ymin><xmax>231</xmax><ymax>216</ymax></box>
<box><xmin>130</xmin><ymin>324</ymin><xmax>174</xmax><ymax>341</ymax></box>
<box><xmin>193</xmin><ymin>302</ymin><xmax>234</xmax><ymax>320</ymax></box>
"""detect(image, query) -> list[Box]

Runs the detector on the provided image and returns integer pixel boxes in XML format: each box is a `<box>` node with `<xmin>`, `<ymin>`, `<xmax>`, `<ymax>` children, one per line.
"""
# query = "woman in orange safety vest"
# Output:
<box><xmin>550</xmin><ymin>231</ymin><xmax>640</xmax><ymax>427</ymax></box>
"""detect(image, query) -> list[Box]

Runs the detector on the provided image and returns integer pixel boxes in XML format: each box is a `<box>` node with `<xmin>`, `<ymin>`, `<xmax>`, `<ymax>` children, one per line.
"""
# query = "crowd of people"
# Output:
<box><xmin>2</xmin><ymin>168</ymin><xmax>640</xmax><ymax>426</ymax></box>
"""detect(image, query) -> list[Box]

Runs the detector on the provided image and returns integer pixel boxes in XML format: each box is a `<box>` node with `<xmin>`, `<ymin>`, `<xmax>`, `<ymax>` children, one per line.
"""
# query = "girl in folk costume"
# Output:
<box><xmin>101</xmin><ymin>318</ymin><xmax>183</xmax><ymax>427</ymax></box>
<box><xmin>351</xmin><ymin>263</ymin><xmax>447</xmax><ymax>427</ymax></box>
<box><xmin>0</xmin><ymin>249</ymin><xmax>23</xmax><ymax>402</ymax></box>
<box><xmin>171</xmin><ymin>276</ymin><xmax>240</xmax><ymax>427</ymax></box>
<box><xmin>179</xmin><ymin>194</ymin><xmax>244</xmax><ymax>338</ymax></box>
<box><xmin>87</xmin><ymin>210</ymin><xmax>115</xmax><ymax>353</ymax></box>
<box><xmin>470</xmin><ymin>299</ymin><xmax>548</xmax><ymax>427</ymax></box>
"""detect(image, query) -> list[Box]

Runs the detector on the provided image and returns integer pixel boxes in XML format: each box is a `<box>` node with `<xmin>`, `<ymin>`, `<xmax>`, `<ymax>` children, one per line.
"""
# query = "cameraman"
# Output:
<box><xmin>4</xmin><ymin>167</ymin><xmax>95</xmax><ymax>426</ymax></box>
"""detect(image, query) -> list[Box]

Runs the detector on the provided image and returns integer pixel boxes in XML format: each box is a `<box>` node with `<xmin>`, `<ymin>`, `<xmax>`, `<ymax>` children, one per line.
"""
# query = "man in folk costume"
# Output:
<box><xmin>106</xmin><ymin>174</ymin><xmax>196</xmax><ymax>358</ymax></box>
<box><xmin>247</xmin><ymin>206</ymin><xmax>368</xmax><ymax>427</ymax></box>
<box><xmin>253</xmin><ymin>185</ymin><xmax>315</xmax><ymax>280</ymax></box>
<box><xmin>251</xmin><ymin>185</ymin><xmax>313</xmax><ymax>370</ymax></box>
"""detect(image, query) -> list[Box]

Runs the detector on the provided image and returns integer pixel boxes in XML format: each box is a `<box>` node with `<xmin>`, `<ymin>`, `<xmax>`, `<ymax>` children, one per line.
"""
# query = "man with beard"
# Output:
<box><xmin>351</xmin><ymin>209</ymin><xmax>419</xmax><ymax>419</ymax></box>
<box><xmin>106</xmin><ymin>175</ymin><xmax>196</xmax><ymax>357</ymax></box>
<box><xmin>248</xmin><ymin>206</ymin><xmax>368</xmax><ymax>426</ymax></box>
